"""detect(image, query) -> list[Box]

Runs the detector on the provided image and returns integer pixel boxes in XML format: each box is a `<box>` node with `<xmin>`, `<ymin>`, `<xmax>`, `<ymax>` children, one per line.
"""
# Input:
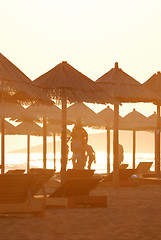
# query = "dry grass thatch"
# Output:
<box><xmin>142</xmin><ymin>71</ymin><xmax>161</xmax><ymax>103</ymax></box>
<box><xmin>67</xmin><ymin>102</ymin><xmax>107</xmax><ymax>129</ymax></box>
<box><xmin>26</xmin><ymin>102</ymin><xmax>62</xmax><ymax>123</ymax></box>
<box><xmin>0</xmin><ymin>53</ymin><xmax>50</xmax><ymax>104</ymax></box>
<box><xmin>96</xmin><ymin>62</ymin><xmax>156</xmax><ymax>103</ymax></box>
<box><xmin>34</xmin><ymin>61</ymin><xmax>118</xmax><ymax>105</ymax></box>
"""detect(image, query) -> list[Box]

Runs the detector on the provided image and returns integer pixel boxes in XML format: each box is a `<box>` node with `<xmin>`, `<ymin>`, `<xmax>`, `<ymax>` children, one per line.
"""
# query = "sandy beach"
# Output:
<box><xmin>0</xmin><ymin>182</ymin><xmax>161</xmax><ymax>240</ymax></box>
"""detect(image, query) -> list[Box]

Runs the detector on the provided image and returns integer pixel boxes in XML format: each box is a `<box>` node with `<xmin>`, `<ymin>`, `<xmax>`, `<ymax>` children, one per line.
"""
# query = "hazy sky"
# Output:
<box><xmin>0</xmin><ymin>0</ymin><xmax>161</xmax><ymax>151</ymax></box>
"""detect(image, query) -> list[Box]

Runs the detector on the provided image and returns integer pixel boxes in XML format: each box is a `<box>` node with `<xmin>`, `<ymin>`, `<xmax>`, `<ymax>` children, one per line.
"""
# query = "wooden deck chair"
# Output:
<box><xmin>0</xmin><ymin>174</ymin><xmax>45</xmax><ymax>216</ymax></box>
<box><xmin>134</xmin><ymin>162</ymin><xmax>153</xmax><ymax>178</ymax></box>
<box><xmin>6</xmin><ymin>169</ymin><xmax>25</xmax><ymax>174</ymax></box>
<box><xmin>46</xmin><ymin>177</ymin><xmax>107</xmax><ymax>209</ymax></box>
<box><xmin>28</xmin><ymin>168</ymin><xmax>55</xmax><ymax>196</ymax></box>
<box><xmin>66</xmin><ymin>169</ymin><xmax>95</xmax><ymax>180</ymax></box>
<box><xmin>119</xmin><ymin>164</ymin><xmax>129</xmax><ymax>170</ymax></box>
<box><xmin>103</xmin><ymin>169</ymin><xmax>135</xmax><ymax>182</ymax></box>
<box><xmin>49</xmin><ymin>178</ymin><xmax>100</xmax><ymax>198</ymax></box>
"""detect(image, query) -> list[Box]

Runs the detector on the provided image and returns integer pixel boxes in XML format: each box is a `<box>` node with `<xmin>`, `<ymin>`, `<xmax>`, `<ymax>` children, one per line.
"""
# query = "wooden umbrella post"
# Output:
<box><xmin>43</xmin><ymin>117</ymin><xmax>47</xmax><ymax>169</ymax></box>
<box><xmin>113</xmin><ymin>104</ymin><xmax>119</xmax><ymax>188</ymax></box>
<box><xmin>61</xmin><ymin>94</ymin><xmax>67</xmax><ymax>183</ymax></box>
<box><xmin>27</xmin><ymin>135</ymin><xmax>30</xmax><ymax>172</ymax></box>
<box><xmin>106</xmin><ymin>128</ymin><xmax>110</xmax><ymax>174</ymax></box>
<box><xmin>53</xmin><ymin>134</ymin><xmax>56</xmax><ymax>171</ymax></box>
<box><xmin>133</xmin><ymin>130</ymin><xmax>136</xmax><ymax>169</ymax></box>
<box><xmin>1</xmin><ymin>118</ymin><xmax>5</xmax><ymax>174</ymax></box>
<box><xmin>155</xmin><ymin>130</ymin><xmax>157</xmax><ymax>172</ymax></box>
<box><xmin>156</xmin><ymin>104</ymin><xmax>160</xmax><ymax>178</ymax></box>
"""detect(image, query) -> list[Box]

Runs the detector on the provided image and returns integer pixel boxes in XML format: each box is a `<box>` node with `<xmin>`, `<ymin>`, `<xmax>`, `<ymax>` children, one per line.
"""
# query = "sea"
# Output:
<box><xmin>4</xmin><ymin>152</ymin><xmax>155</xmax><ymax>174</ymax></box>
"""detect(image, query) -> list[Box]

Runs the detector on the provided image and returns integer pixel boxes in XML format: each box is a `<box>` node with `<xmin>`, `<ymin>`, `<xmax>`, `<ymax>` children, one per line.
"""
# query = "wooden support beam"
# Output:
<box><xmin>133</xmin><ymin>130</ymin><xmax>136</xmax><ymax>169</ymax></box>
<box><xmin>27</xmin><ymin>135</ymin><xmax>30</xmax><ymax>172</ymax></box>
<box><xmin>107</xmin><ymin>128</ymin><xmax>110</xmax><ymax>174</ymax></box>
<box><xmin>113</xmin><ymin>104</ymin><xmax>119</xmax><ymax>188</ymax></box>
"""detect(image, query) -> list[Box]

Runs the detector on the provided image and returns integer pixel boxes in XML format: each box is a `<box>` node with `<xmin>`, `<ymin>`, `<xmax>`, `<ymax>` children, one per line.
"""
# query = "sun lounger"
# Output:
<box><xmin>49</xmin><ymin>178</ymin><xmax>100</xmax><ymax>198</ymax></box>
<box><xmin>119</xmin><ymin>164</ymin><xmax>129</xmax><ymax>170</ymax></box>
<box><xmin>46</xmin><ymin>176</ymin><xmax>107</xmax><ymax>209</ymax></box>
<box><xmin>103</xmin><ymin>169</ymin><xmax>135</xmax><ymax>182</ymax></box>
<box><xmin>6</xmin><ymin>169</ymin><xmax>26</xmax><ymax>174</ymax></box>
<box><xmin>66</xmin><ymin>169</ymin><xmax>95</xmax><ymax>179</ymax></box>
<box><xmin>134</xmin><ymin>161</ymin><xmax>153</xmax><ymax>178</ymax></box>
<box><xmin>103</xmin><ymin>162</ymin><xmax>153</xmax><ymax>182</ymax></box>
<box><xmin>143</xmin><ymin>171</ymin><xmax>156</xmax><ymax>178</ymax></box>
<box><xmin>28</xmin><ymin>168</ymin><xmax>55</xmax><ymax>196</ymax></box>
<box><xmin>0</xmin><ymin>174</ymin><xmax>45</xmax><ymax>216</ymax></box>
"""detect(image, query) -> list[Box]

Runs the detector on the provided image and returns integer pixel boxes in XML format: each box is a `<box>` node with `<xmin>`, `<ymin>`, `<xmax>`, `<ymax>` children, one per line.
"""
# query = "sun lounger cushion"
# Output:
<box><xmin>49</xmin><ymin>178</ymin><xmax>100</xmax><ymax>198</ymax></box>
<box><xmin>66</xmin><ymin>169</ymin><xmax>95</xmax><ymax>179</ymax></box>
<box><xmin>0</xmin><ymin>174</ymin><xmax>33</xmax><ymax>203</ymax></box>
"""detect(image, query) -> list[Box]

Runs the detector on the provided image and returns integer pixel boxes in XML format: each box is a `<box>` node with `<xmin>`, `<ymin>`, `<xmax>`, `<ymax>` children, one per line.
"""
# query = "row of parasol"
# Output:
<box><xmin>0</xmin><ymin>52</ymin><xmax>161</xmax><ymax>187</ymax></box>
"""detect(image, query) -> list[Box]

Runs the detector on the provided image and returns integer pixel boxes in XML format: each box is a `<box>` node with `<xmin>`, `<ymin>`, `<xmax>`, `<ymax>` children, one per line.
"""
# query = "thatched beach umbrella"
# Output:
<box><xmin>121</xmin><ymin>109</ymin><xmax>152</xmax><ymax>169</ymax></box>
<box><xmin>96</xmin><ymin>62</ymin><xmax>156</xmax><ymax>187</ymax></box>
<box><xmin>34</xmin><ymin>61</ymin><xmax>118</xmax><ymax>182</ymax></box>
<box><xmin>0</xmin><ymin>100</ymin><xmax>27</xmax><ymax>173</ymax></box>
<box><xmin>67</xmin><ymin>102</ymin><xmax>106</xmax><ymax>129</ymax></box>
<box><xmin>13</xmin><ymin>122</ymin><xmax>43</xmax><ymax>171</ymax></box>
<box><xmin>26</xmin><ymin>103</ymin><xmax>62</xmax><ymax>169</ymax></box>
<box><xmin>0</xmin><ymin>119</ymin><xmax>16</xmax><ymax>135</ymax></box>
<box><xmin>47</xmin><ymin>123</ymin><xmax>71</xmax><ymax>171</ymax></box>
<box><xmin>0</xmin><ymin>53</ymin><xmax>50</xmax><ymax>173</ymax></box>
<box><xmin>142</xmin><ymin>71</ymin><xmax>161</xmax><ymax>177</ymax></box>
<box><xmin>97</xmin><ymin>106</ymin><xmax>123</xmax><ymax>174</ymax></box>
<box><xmin>0</xmin><ymin>53</ymin><xmax>49</xmax><ymax>104</ymax></box>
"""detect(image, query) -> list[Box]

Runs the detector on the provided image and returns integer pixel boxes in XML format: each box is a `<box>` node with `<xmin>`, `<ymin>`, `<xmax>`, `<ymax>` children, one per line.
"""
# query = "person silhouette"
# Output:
<box><xmin>71</xmin><ymin>119</ymin><xmax>88</xmax><ymax>169</ymax></box>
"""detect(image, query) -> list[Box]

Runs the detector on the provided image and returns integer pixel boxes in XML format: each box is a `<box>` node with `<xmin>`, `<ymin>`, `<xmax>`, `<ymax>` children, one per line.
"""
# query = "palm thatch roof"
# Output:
<box><xmin>26</xmin><ymin>102</ymin><xmax>62</xmax><ymax>123</ymax></box>
<box><xmin>0</xmin><ymin>53</ymin><xmax>50</xmax><ymax>104</ymax></box>
<box><xmin>0</xmin><ymin>120</ymin><xmax>16</xmax><ymax>134</ymax></box>
<box><xmin>96</xmin><ymin>62</ymin><xmax>156</xmax><ymax>103</ymax></box>
<box><xmin>0</xmin><ymin>99</ymin><xmax>28</xmax><ymax>119</ymax></box>
<box><xmin>121</xmin><ymin>109</ymin><xmax>154</xmax><ymax>130</ymax></box>
<box><xmin>67</xmin><ymin>102</ymin><xmax>107</xmax><ymax>129</ymax></box>
<box><xmin>147</xmin><ymin>112</ymin><xmax>160</xmax><ymax>129</ymax></box>
<box><xmin>97</xmin><ymin>106</ymin><xmax>123</xmax><ymax>129</ymax></box>
<box><xmin>142</xmin><ymin>71</ymin><xmax>161</xmax><ymax>103</ymax></box>
<box><xmin>47</xmin><ymin>123</ymin><xmax>71</xmax><ymax>136</ymax></box>
<box><xmin>34</xmin><ymin>61</ymin><xmax>118</xmax><ymax>104</ymax></box>
<box><xmin>15</xmin><ymin>122</ymin><xmax>44</xmax><ymax>136</ymax></box>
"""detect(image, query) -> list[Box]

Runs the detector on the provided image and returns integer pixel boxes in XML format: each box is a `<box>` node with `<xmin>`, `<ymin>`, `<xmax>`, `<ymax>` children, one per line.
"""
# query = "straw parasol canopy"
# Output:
<box><xmin>142</xmin><ymin>71</ymin><xmax>161</xmax><ymax>103</ymax></box>
<box><xmin>0</xmin><ymin>99</ymin><xmax>29</xmax><ymax>173</ymax></box>
<box><xmin>47</xmin><ymin>123</ymin><xmax>72</xmax><ymax>171</ymax></box>
<box><xmin>121</xmin><ymin>109</ymin><xmax>152</xmax><ymax>169</ymax></box>
<box><xmin>26</xmin><ymin>102</ymin><xmax>62</xmax><ymax>123</ymax></box>
<box><xmin>13</xmin><ymin>122</ymin><xmax>46</xmax><ymax>172</ymax></box>
<box><xmin>121</xmin><ymin>108</ymin><xmax>151</xmax><ymax>131</ymax></box>
<box><xmin>97</xmin><ymin>106</ymin><xmax>123</xmax><ymax>174</ymax></box>
<box><xmin>47</xmin><ymin>123</ymin><xmax>71</xmax><ymax>136</ymax></box>
<box><xmin>0</xmin><ymin>99</ymin><xmax>27</xmax><ymax>120</ymax></box>
<box><xmin>34</xmin><ymin>61</ymin><xmax>118</xmax><ymax>104</ymax></box>
<box><xmin>15</xmin><ymin>122</ymin><xmax>43</xmax><ymax>136</ymax></box>
<box><xmin>67</xmin><ymin>102</ymin><xmax>107</xmax><ymax>129</ymax></box>
<box><xmin>0</xmin><ymin>119</ymin><xmax>16</xmax><ymax>135</ymax></box>
<box><xmin>0</xmin><ymin>53</ymin><xmax>50</xmax><ymax>104</ymax></box>
<box><xmin>97</xmin><ymin>106</ymin><xmax>123</xmax><ymax>129</ymax></box>
<box><xmin>147</xmin><ymin>112</ymin><xmax>158</xmax><ymax>128</ymax></box>
<box><xmin>96</xmin><ymin>62</ymin><xmax>156</xmax><ymax>103</ymax></box>
<box><xmin>25</xmin><ymin>102</ymin><xmax>62</xmax><ymax>169</ymax></box>
<box><xmin>34</xmin><ymin>61</ymin><xmax>118</xmax><ymax>182</ymax></box>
